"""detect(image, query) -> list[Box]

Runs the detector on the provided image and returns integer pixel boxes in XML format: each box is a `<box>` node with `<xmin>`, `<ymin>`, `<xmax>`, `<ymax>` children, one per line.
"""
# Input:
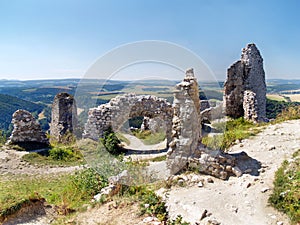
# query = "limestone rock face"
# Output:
<box><xmin>224</xmin><ymin>43</ymin><xmax>266</xmax><ymax>121</ymax></box>
<box><xmin>50</xmin><ymin>93</ymin><xmax>77</xmax><ymax>142</ymax></box>
<box><xmin>7</xmin><ymin>109</ymin><xmax>49</xmax><ymax>147</ymax></box>
<box><xmin>166</xmin><ymin>68</ymin><xmax>201</xmax><ymax>175</ymax></box>
<box><xmin>83</xmin><ymin>94</ymin><xmax>173</xmax><ymax>144</ymax></box>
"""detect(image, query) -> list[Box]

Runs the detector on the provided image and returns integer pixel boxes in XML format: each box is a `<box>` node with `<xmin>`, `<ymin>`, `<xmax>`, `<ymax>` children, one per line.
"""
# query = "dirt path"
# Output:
<box><xmin>122</xmin><ymin>134</ymin><xmax>167</xmax><ymax>161</ymax></box>
<box><xmin>0</xmin><ymin>147</ymin><xmax>83</xmax><ymax>177</ymax></box>
<box><xmin>122</xmin><ymin>134</ymin><xmax>166</xmax><ymax>151</ymax></box>
<box><xmin>166</xmin><ymin>120</ymin><xmax>300</xmax><ymax>225</ymax></box>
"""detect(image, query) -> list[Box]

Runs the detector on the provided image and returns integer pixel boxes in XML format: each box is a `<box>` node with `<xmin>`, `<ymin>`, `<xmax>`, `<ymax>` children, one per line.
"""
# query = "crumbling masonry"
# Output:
<box><xmin>166</xmin><ymin>68</ymin><xmax>202</xmax><ymax>175</ymax></box>
<box><xmin>50</xmin><ymin>92</ymin><xmax>77</xmax><ymax>142</ymax></box>
<box><xmin>224</xmin><ymin>43</ymin><xmax>266</xmax><ymax>122</ymax></box>
<box><xmin>7</xmin><ymin>109</ymin><xmax>49</xmax><ymax>147</ymax></box>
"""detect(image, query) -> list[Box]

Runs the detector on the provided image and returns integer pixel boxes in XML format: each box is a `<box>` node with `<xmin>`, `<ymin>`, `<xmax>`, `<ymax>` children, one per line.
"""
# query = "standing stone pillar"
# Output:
<box><xmin>50</xmin><ymin>93</ymin><xmax>77</xmax><ymax>142</ymax></box>
<box><xmin>224</xmin><ymin>43</ymin><xmax>266</xmax><ymax>121</ymax></box>
<box><xmin>167</xmin><ymin>68</ymin><xmax>202</xmax><ymax>175</ymax></box>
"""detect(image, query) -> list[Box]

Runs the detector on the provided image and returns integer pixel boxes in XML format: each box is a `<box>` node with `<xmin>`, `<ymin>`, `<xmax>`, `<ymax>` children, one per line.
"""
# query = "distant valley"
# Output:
<box><xmin>0</xmin><ymin>78</ymin><xmax>300</xmax><ymax>137</ymax></box>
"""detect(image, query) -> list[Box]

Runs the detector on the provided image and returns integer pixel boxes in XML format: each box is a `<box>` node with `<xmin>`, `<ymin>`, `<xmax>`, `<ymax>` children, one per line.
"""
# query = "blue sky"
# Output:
<box><xmin>0</xmin><ymin>0</ymin><xmax>299</xmax><ymax>80</ymax></box>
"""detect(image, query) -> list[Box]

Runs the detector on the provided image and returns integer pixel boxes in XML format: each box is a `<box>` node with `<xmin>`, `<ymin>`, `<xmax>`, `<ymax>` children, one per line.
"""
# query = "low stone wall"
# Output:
<box><xmin>190</xmin><ymin>148</ymin><xmax>240</xmax><ymax>180</ymax></box>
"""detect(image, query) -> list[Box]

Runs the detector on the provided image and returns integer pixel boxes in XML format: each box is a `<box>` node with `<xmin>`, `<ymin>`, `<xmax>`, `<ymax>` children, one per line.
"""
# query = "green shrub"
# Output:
<box><xmin>123</xmin><ymin>185</ymin><xmax>167</xmax><ymax>221</ymax></box>
<box><xmin>100</xmin><ymin>127</ymin><xmax>124</xmax><ymax>155</ymax></box>
<box><xmin>49</xmin><ymin>146</ymin><xmax>81</xmax><ymax>161</ymax></box>
<box><xmin>49</xmin><ymin>147</ymin><xmax>73</xmax><ymax>161</ymax></box>
<box><xmin>71</xmin><ymin>168</ymin><xmax>108</xmax><ymax>197</ymax></box>
<box><xmin>269</xmin><ymin>150</ymin><xmax>300</xmax><ymax>224</ymax></box>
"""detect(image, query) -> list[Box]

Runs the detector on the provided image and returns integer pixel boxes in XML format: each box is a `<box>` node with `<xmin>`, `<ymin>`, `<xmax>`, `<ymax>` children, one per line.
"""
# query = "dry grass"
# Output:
<box><xmin>284</xmin><ymin>94</ymin><xmax>300</xmax><ymax>102</ymax></box>
<box><xmin>267</xmin><ymin>94</ymin><xmax>286</xmax><ymax>102</ymax></box>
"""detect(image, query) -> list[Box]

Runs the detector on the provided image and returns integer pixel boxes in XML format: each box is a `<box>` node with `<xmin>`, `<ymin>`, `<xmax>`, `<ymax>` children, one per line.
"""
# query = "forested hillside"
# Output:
<box><xmin>0</xmin><ymin>94</ymin><xmax>44</xmax><ymax>135</ymax></box>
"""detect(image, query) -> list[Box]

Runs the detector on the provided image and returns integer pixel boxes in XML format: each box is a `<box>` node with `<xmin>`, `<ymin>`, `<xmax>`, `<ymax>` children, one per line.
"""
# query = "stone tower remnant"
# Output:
<box><xmin>50</xmin><ymin>92</ymin><xmax>77</xmax><ymax>142</ymax></box>
<box><xmin>7</xmin><ymin>109</ymin><xmax>49</xmax><ymax>148</ymax></box>
<box><xmin>166</xmin><ymin>68</ymin><xmax>202</xmax><ymax>175</ymax></box>
<box><xmin>224</xmin><ymin>43</ymin><xmax>266</xmax><ymax>122</ymax></box>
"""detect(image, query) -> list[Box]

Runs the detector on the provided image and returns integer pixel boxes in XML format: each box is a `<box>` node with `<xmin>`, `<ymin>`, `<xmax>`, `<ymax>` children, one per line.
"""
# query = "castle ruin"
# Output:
<box><xmin>224</xmin><ymin>43</ymin><xmax>266</xmax><ymax>122</ymax></box>
<box><xmin>50</xmin><ymin>92</ymin><xmax>77</xmax><ymax>142</ymax></box>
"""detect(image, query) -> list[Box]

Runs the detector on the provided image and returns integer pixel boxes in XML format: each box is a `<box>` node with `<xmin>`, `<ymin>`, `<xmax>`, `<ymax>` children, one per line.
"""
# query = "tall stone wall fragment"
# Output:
<box><xmin>224</xmin><ymin>43</ymin><xmax>266</xmax><ymax>121</ymax></box>
<box><xmin>166</xmin><ymin>68</ymin><xmax>202</xmax><ymax>175</ymax></box>
<box><xmin>50</xmin><ymin>92</ymin><xmax>77</xmax><ymax>142</ymax></box>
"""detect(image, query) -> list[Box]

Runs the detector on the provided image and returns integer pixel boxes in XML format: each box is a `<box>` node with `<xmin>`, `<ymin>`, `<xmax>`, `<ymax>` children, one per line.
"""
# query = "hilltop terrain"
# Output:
<box><xmin>1</xmin><ymin>119</ymin><xmax>299</xmax><ymax>224</ymax></box>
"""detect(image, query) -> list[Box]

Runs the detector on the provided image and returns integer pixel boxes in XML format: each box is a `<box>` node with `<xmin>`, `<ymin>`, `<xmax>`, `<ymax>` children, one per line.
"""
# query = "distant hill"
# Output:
<box><xmin>0</xmin><ymin>94</ymin><xmax>44</xmax><ymax>134</ymax></box>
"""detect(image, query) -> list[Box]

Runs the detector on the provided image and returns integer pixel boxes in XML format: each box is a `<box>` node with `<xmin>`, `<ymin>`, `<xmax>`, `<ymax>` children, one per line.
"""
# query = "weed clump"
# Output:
<box><xmin>100</xmin><ymin>127</ymin><xmax>126</xmax><ymax>155</ymax></box>
<box><xmin>202</xmin><ymin>117</ymin><xmax>261</xmax><ymax>151</ymax></box>
<box><xmin>269</xmin><ymin>150</ymin><xmax>300</xmax><ymax>224</ymax></box>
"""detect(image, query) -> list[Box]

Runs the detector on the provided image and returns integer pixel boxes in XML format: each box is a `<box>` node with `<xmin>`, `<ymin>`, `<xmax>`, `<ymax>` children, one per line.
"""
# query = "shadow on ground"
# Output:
<box><xmin>232</xmin><ymin>151</ymin><xmax>262</xmax><ymax>176</ymax></box>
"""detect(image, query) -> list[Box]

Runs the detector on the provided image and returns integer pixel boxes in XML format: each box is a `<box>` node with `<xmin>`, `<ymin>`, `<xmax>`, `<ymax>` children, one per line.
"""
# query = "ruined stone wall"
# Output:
<box><xmin>7</xmin><ymin>109</ymin><xmax>49</xmax><ymax>146</ymax></box>
<box><xmin>166</xmin><ymin>69</ymin><xmax>202</xmax><ymax>175</ymax></box>
<box><xmin>83</xmin><ymin>94</ymin><xmax>173</xmax><ymax>144</ymax></box>
<box><xmin>224</xmin><ymin>43</ymin><xmax>266</xmax><ymax>121</ymax></box>
<box><xmin>50</xmin><ymin>93</ymin><xmax>77</xmax><ymax>142</ymax></box>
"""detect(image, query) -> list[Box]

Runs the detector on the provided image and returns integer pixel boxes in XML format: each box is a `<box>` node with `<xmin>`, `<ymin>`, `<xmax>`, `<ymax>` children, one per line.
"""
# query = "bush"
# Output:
<box><xmin>71</xmin><ymin>168</ymin><xmax>108</xmax><ymax>197</ymax></box>
<box><xmin>269</xmin><ymin>150</ymin><xmax>300</xmax><ymax>224</ymax></box>
<box><xmin>123</xmin><ymin>185</ymin><xmax>167</xmax><ymax>221</ymax></box>
<box><xmin>49</xmin><ymin>146</ymin><xmax>81</xmax><ymax>161</ymax></box>
<box><xmin>100</xmin><ymin>127</ymin><xmax>124</xmax><ymax>155</ymax></box>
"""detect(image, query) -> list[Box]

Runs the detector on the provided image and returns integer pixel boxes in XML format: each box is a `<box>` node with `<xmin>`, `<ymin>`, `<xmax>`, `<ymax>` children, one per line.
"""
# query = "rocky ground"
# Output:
<box><xmin>0</xmin><ymin>147</ymin><xmax>83</xmax><ymax>178</ymax></box>
<box><xmin>166</xmin><ymin>120</ymin><xmax>300</xmax><ymax>225</ymax></box>
<box><xmin>1</xmin><ymin>120</ymin><xmax>299</xmax><ymax>224</ymax></box>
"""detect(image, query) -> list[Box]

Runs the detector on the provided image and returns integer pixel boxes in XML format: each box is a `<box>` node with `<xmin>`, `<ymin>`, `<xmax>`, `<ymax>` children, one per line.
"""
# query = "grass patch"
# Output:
<box><xmin>116</xmin><ymin>132</ymin><xmax>130</xmax><ymax>145</ymax></box>
<box><xmin>149</xmin><ymin>155</ymin><xmax>167</xmax><ymax>162</ymax></box>
<box><xmin>132</xmin><ymin>130</ymin><xmax>166</xmax><ymax>145</ymax></box>
<box><xmin>0</xmin><ymin>169</ymin><xmax>107</xmax><ymax>219</ymax></box>
<box><xmin>275</xmin><ymin>105</ymin><xmax>300</xmax><ymax>123</ymax></box>
<box><xmin>202</xmin><ymin>117</ymin><xmax>262</xmax><ymax>151</ymax></box>
<box><xmin>267</xmin><ymin>94</ymin><xmax>287</xmax><ymax>102</ymax></box>
<box><xmin>121</xmin><ymin>185</ymin><xmax>167</xmax><ymax>221</ymax></box>
<box><xmin>269</xmin><ymin>149</ymin><xmax>300</xmax><ymax>224</ymax></box>
<box><xmin>22</xmin><ymin>145</ymin><xmax>84</xmax><ymax>166</ymax></box>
